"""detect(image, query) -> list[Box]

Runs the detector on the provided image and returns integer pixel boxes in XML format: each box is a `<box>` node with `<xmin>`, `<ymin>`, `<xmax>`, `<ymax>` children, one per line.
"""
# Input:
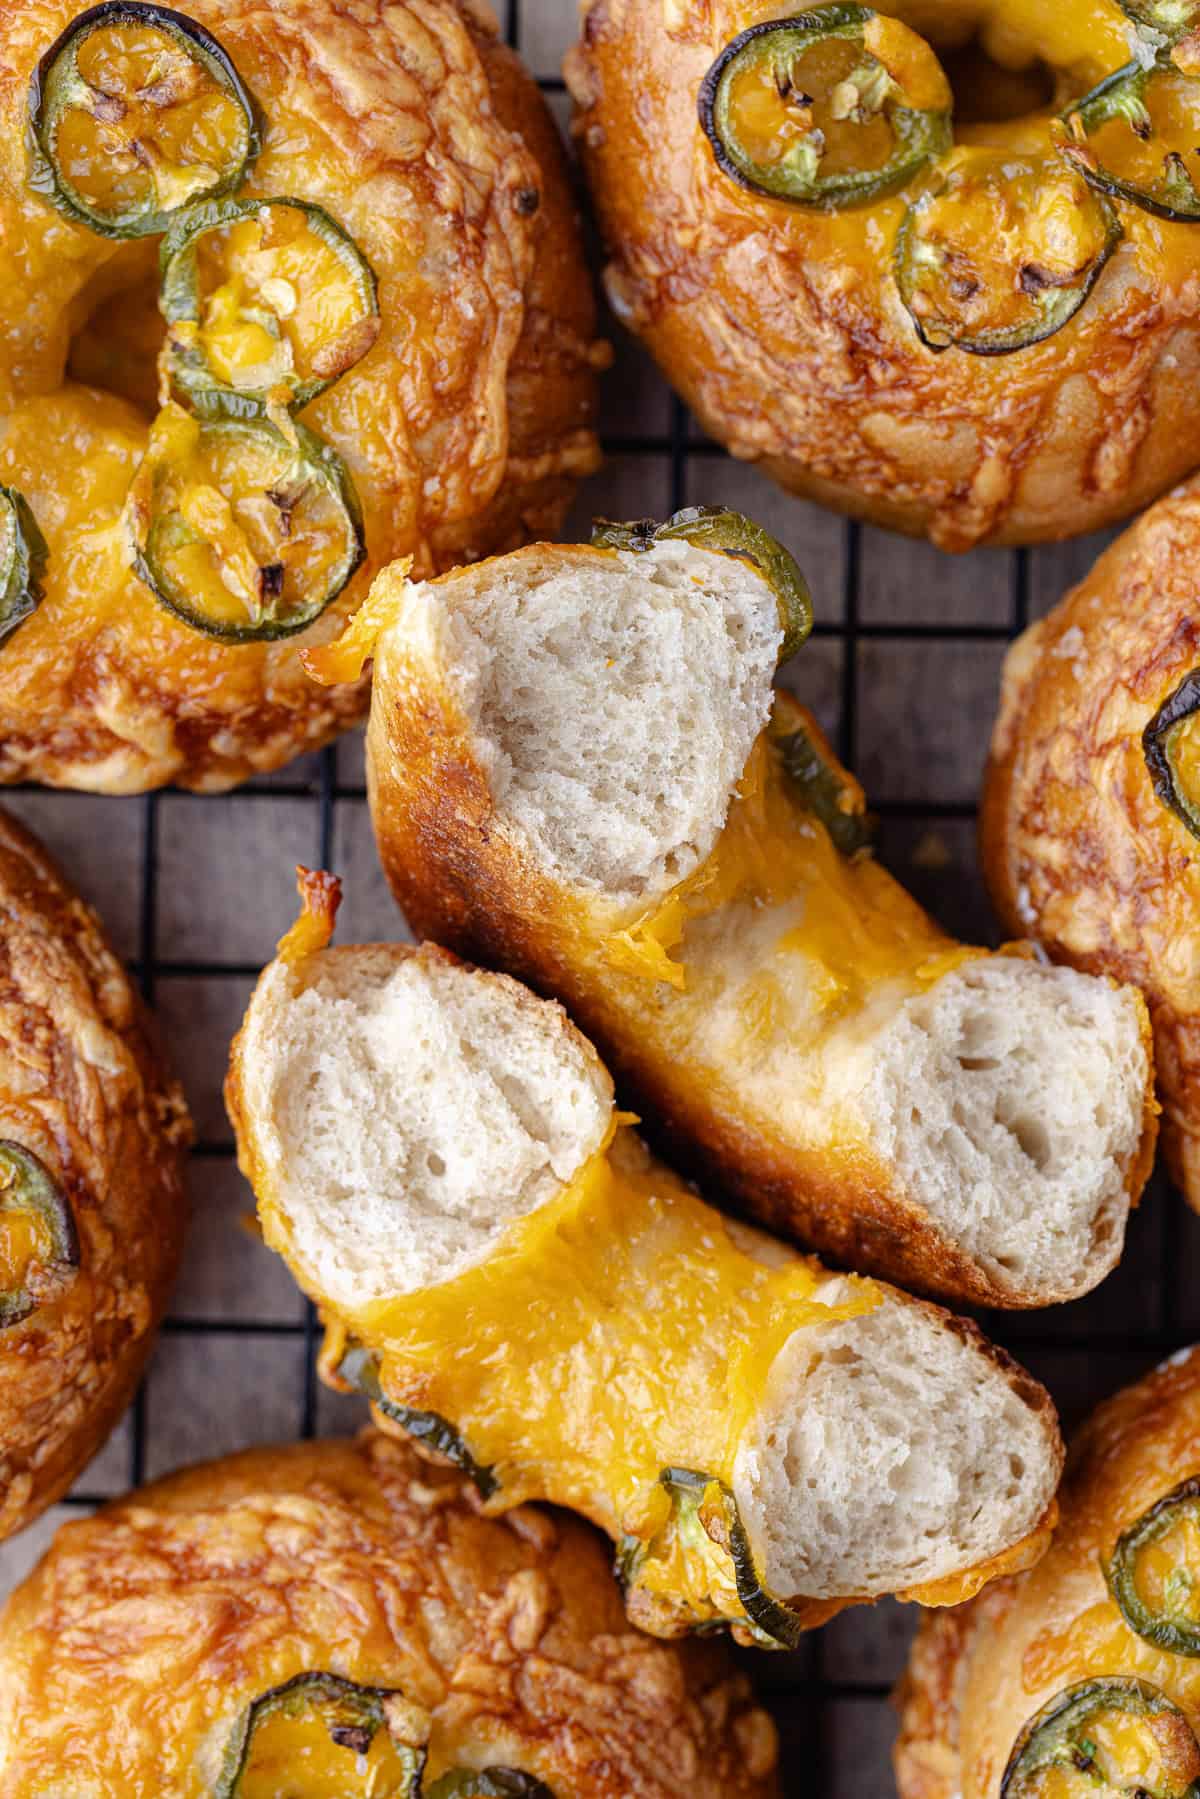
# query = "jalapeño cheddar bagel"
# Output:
<box><xmin>0</xmin><ymin>805</ymin><xmax>191</xmax><ymax>1542</ymax></box>
<box><xmin>310</xmin><ymin>513</ymin><xmax>1157</xmax><ymax>1310</ymax></box>
<box><xmin>226</xmin><ymin>871</ymin><xmax>1064</xmax><ymax>1649</ymax></box>
<box><xmin>568</xmin><ymin>0</ymin><xmax>1200</xmax><ymax>549</ymax></box>
<box><xmin>896</xmin><ymin>1346</ymin><xmax>1200</xmax><ymax>1799</ymax></box>
<box><xmin>983</xmin><ymin>474</ymin><xmax>1200</xmax><ymax>1218</ymax></box>
<box><xmin>0</xmin><ymin>1432</ymin><xmax>781</xmax><ymax>1797</ymax></box>
<box><xmin>0</xmin><ymin>0</ymin><xmax>600</xmax><ymax>792</ymax></box>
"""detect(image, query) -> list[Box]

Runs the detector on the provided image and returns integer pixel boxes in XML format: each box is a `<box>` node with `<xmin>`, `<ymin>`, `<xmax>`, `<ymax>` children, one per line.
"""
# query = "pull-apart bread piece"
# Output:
<box><xmin>896</xmin><ymin>1346</ymin><xmax>1200</xmax><ymax>1799</ymax></box>
<box><xmin>984</xmin><ymin>474</ymin><xmax>1200</xmax><ymax>1216</ymax></box>
<box><xmin>308</xmin><ymin>511</ymin><xmax>1157</xmax><ymax>1310</ymax></box>
<box><xmin>0</xmin><ymin>1432</ymin><xmax>780</xmax><ymax>1798</ymax></box>
<box><xmin>0</xmin><ymin>806</ymin><xmax>191</xmax><ymax>1541</ymax></box>
<box><xmin>227</xmin><ymin>874</ymin><xmax>1064</xmax><ymax>1649</ymax></box>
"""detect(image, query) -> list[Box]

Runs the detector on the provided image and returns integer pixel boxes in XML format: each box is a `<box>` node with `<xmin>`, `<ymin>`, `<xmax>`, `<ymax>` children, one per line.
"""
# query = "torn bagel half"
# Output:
<box><xmin>310</xmin><ymin>513</ymin><xmax>1157</xmax><ymax>1310</ymax></box>
<box><xmin>226</xmin><ymin>873</ymin><xmax>1064</xmax><ymax>1648</ymax></box>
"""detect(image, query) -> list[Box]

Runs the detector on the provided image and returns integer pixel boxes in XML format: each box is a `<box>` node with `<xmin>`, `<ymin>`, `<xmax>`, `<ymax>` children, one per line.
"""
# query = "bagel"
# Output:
<box><xmin>0</xmin><ymin>804</ymin><xmax>191</xmax><ymax>1543</ymax></box>
<box><xmin>895</xmin><ymin>1345</ymin><xmax>1200</xmax><ymax>1799</ymax></box>
<box><xmin>312</xmin><ymin>514</ymin><xmax>1158</xmax><ymax>1310</ymax></box>
<box><xmin>567</xmin><ymin>0</ymin><xmax>1200</xmax><ymax>550</ymax></box>
<box><xmin>225</xmin><ymin>872</ymin><xmax>1064</xmax><ymax>1649</ymax></box>
<box><xmin>0</xmin><ymin>0</ymin><xmax>601</xmax><ymax>793</ymax></box>
<box><xmin>982</xmin><ymin>473</ymin><xmax>1200</xmax><ymax>1217</ymax></box>
<box><xmin>0</xmin><ymin>1431</ymin><xmax>781</xmax><ymax>1797</ymax></box>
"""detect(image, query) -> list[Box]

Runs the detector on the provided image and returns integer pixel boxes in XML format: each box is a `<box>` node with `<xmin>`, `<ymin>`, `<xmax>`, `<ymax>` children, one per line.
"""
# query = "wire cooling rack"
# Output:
<box><xmin>0</xmin><ymin>5</ymin><xmax>1195</xmax><ymax>1795</ymax></box>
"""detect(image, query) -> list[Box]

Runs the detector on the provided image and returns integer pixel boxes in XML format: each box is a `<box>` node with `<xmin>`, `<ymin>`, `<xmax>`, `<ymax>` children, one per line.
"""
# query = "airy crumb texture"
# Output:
<box><xmin>733</xmin><ymin>1281</ymin><xmax>1058</xmax><ymax>1599</ymax></box>
<box><xmin>867</xmin><ymin>959</ymin><xmax>1149</xmax><ymax>1295</ymax></box>
<box><xmin>242</xmin><ymin>944</ymin><xmax>613</xmax><ymax>1308</ymax></box>
<box><xmin>438</xmin><ymin>540</ymin><xmax>781</xmax><ymax>899</ymax></box>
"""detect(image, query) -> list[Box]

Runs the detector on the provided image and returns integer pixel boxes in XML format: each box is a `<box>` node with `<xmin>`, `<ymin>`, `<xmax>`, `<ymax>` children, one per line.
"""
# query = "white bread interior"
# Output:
<box><xmin>432</xmin><ymin>540</ymin><xmax>782</xmax><ymax>900</ymax></box>
<box><xmin>866</xmin><ymin>958</ymin><xmax>1146</xmax><ymax>1292</ymax></box>
<box><xmin>235</xmin><ymin>941</ymin><xmax>1059</xmax><ymax>1602</ymax></box>
<box><xmin>398</xmin><ymin>542</ymin><xmax>1148</xmax><ymax>1304</ymax></box>
<box><xmin>732</xmin><ymin>1276</ymin><xmax>1056</xmax><ymax>1597</ymax></box>
<box><xmin>235</xmin><ymin>944</ymin><xmax>613</xmax><ymax>1306</ymax></box>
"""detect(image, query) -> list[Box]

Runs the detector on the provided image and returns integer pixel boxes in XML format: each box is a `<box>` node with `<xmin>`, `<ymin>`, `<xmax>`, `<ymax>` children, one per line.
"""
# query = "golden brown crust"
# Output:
<box><xmin>894</xmin><ymin>1346</ymin><xmax>1200</xmax><ymax>1799</ymax></box>
<box><xmin>360</xmin><ymin>545</ymin><xmax>1155</xmax><ymax>1310</ymax></box>
<box><xmin>0</xmin><ymin>805</ymin><xmax>191</xmax><ymax>1541</ymax></box>
<box><xmin>0</xmin><ymin>1432</ymin><xmax>781</xmax><ymax>1797</ymax></box>
<box><xmin>0</xmin><ymin>0</ymin><xmax>600</xmax><ymax>793</ymax></box>
<box><xmin>981</xmin><ymin>473</ymin><xmax>1200</xmax><ymax>1211</ymax></box>
<box><xmin>568</xmin><ymin>0</ymin><xmax>1200</xmax><ymax>550</ymax></box>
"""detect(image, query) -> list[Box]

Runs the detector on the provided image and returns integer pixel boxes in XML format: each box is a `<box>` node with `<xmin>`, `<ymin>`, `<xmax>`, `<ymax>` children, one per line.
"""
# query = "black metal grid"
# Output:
<box><xmin>2</xmin><ymin>5</ymin><xmax>1194</xmax><ymax>1795</ymax></box>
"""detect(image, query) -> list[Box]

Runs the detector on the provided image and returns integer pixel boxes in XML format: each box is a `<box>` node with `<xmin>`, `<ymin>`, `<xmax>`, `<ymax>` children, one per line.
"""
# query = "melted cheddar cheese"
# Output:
<box><xmin>308</xmin><ymin>1123</ymin><xmax>876</xmax><ymax>1634</ymax></box>
<box><xmin>0</xmin><ymin>1207</ymin><xmax>51</xmax><ymax>1295</ymax></box>
<box><xmin>1134</xmin><ymin>1515</ymin><xmax>1200</xmax><ymax>1628</ymax></box>
<box><xmin>604</xmin><ymin>696</ymin><xmax>979</xmax><ymax>1021</ymax></box>
<box><xmin>234</xmin><ymin>1703</ymin><xmax>418</xmax><ymax>1799</ymax></box>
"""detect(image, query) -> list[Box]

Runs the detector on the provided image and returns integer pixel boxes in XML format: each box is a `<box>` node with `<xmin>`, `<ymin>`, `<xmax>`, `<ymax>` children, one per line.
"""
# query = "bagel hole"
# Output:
<box><xmin>67</xmin><ymin>254</ymin><xmax>164</xmax><ymax>419</ymax></box>
<box><xmin>938</xmin><ymin>36</ymin><xmax>1057</xmax><ymax>122</ymax></box>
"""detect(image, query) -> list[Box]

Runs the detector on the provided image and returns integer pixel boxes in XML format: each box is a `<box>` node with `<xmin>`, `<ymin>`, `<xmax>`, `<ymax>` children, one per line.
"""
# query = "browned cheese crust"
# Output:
<box><xmin>895</xmin><ymin>1346</ymin><xmax>1200</xmax><ymax>1799</ymax></box>
<box><xmin>0</xmin><ymin>0</ymin><xmax>602</xmax><ymax>792</ymax></box>
<box><xmin>982</xmin><ymin>473</ymin><xmax>1200</xmax><ymax>1212</ymax></box>
<box><xmin>567</xmin><ymin>0</ymin><xmax>1200</xmax><ymax>550</ymax></box>
<box><xmin>0</xmin><ymin>1431</ymin><xmax>781</xmax><ymax>1797</ymax></box>
<box><xmin>0</xmin><ymin>806</ymin><xmax>191</xmax><ymax>1541</ymax></box>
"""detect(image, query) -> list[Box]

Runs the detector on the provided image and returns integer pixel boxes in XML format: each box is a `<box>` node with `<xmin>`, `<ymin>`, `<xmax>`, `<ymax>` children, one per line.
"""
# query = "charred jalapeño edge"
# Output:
<box><xmin>160</xmin><ymin>195</ymin><xmax>380</xmax><ymax>417</ymax></box>
<box><xmin>698</xmin><ymin>6</ymin><xmax>951</xmax><ymax>210</ymax></box>
<box><xmin>0</xmin><ymin>1141</ymin><xmax>78</xmax><ymax>1329</ymax></box>
<box><xmin>131</xmin><ymin>414</ymin><xmax>365</xmax><ymax>643</ymax></box>
<box><xmin>618</xmin><ymin>1468</ymin><xmax>805</xmax><ymax>1651</ymax></box>
<box><xmin>334</xmin><ymin>1344</ymin><xmax>499</xmax><ymax>1501</ymax></box>
<box><xmin>592</xmin><ymin>507</ymin><xmax>814</xmax><ymax>663</ymax></box>
<box><xmin>0</xmin><ymin>486</ymin><xmax>49</xmax><ymax>650</ymax></box>
<box><xmin>772</xmin><ymin>720</ymin><xmax>875</xmax><ymax>854</ymax></box>
<box><xmin>1000</xmin><ymin>1677</ymin><xmax>1200</xmax><ymax>1799</ymax></box>
<box><xmin>1105</xmin><ymin>1476</ymin><xmax>1200</xmax><ymax>1655</ymax></box>
<box><xmin>423</xmin><ymin>1774</ymin><xmax>556</xmax><ymax>1798</ymax></box>
<box><xmin>1144</xmin><ymin>668</ymin><xmax>1200</xmax><ymax>839</ymax></box>
<box><xmin>1057</xmin><ymin>60</ymin><xmax>1200</xmax><ymax>224</ymax></box>
<box><xmin>893</xmin><ymin>169</ymin><xmax>1121</xmax><ymax>356</ymax></box>
<box><xmin>217</xmin><ymin>1672</ymin><xmax>426</xmax><ymax>1798</ymax></box>
<box><xmin>26</xmin><ymin>1</ymin><xmax>262</xmax><ymax>239</ymax></box>
<box><xmin>1118</xmin><ymin>0</ymin><xmax>1200</xmax><ymax>39</ymax></box>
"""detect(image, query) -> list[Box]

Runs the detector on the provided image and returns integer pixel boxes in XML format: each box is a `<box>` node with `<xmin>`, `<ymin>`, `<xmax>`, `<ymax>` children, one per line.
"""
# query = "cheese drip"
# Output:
<box><xmin>304</xmin><ymin>1123</ymin><xmax>875</xmax><ymax>1634</ymax></box>
<box><xmin>604</xmin><ymin>695</ymin><xmax>979</xmax><ymax>1012</ymax></box>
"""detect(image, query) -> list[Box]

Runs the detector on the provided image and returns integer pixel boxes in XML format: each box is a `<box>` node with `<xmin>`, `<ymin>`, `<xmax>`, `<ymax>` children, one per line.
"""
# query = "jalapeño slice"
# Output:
<box><xmin>619</xmin><ymin>1468</ymin><xmax>806</xmax><ymax>1651</ymax></box>
<box><xmin>1144</xmin><ymin>669</ymin><xmax>1200</xmax><ymax>839</ymax></box>
<box><xmin>894</xmin><ymin>148</ymin><xmax>1121</xmax><ymax>355</ymax></box>
<box><xmin>424</xmin><ymin>1775</ymin><xmax>556</xmax><ymax>1798</ymax></box>
<box><xmin>1106</xmin><ymin>1478</ymin><xmax>1200</xmax><ymax>1654</ymax></box>
<box><xmin>27</xmin><ymin>2</ymin><xmax>261</xmax><ymax>239</ymax></box>
<box><xmin>162</xmin><ymin>197</ymin><xmax>380</xmax><ymax>418</ymax></box>
<box><xmin>771</xmin><ymin>716</ymin><xmax>875</xmax><ymax>855</ymax></box>
<box><xmin>1057</xmin><ymin>58</ymin><xmax>1200</xmax><ymax>223</ymax></box>
<box><xmin>592</xmin><ymin>506</ymin><xmax>814</xmax><ymax>663</ymax></box>
<box><xmin>334</xmin><ymin>1345</ymin><xmax>499</xmax><ymax>1501</ymax></box>
<box><xmin>1118</xmin><ymin>0</ymin><xmax>1200</xmax><ymax>39</ymax></box>
<box><xmin>0</xmin><ymin>1142</ymin><xmax>78</xmax><ymax>1329</ymax></box>
<box><xmin>217</xmin><ymin>1673</ymin><xmax>428</xmax><ymax>1799</ymax></box>
<box><xmin>698</xmin><ymin>5</ymin><xmax>951</xmax><ymax>210</ymax></box>
<box><xmin>129</xmin><ymin>405</ymin><xmax>364</xmax><ymax>642</ymax></box>
<box><xmin>0</xmin><ymin>486</ymin><xmax>49</xmax><ymax>650</ymax></box>
<box><xmin>1000</xmin><ymin>1679</ymin><xmax>1200</xmax><ymax>1799</ymax></box>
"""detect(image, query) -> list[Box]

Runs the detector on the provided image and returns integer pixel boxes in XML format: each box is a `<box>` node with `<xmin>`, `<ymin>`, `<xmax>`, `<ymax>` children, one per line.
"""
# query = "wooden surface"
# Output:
<box><xmin>0</xmin><ymin>6</ymin><xmax>1196</xmax><ymax>1796</ymax></box>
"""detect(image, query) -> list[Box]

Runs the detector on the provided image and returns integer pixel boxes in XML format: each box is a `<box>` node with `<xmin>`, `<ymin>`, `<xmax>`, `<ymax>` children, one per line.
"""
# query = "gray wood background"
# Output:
<box><xmin>2</xmin><ymin>5</ymin><xmax>1196</xmax><ymax>1794</ymax></box>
